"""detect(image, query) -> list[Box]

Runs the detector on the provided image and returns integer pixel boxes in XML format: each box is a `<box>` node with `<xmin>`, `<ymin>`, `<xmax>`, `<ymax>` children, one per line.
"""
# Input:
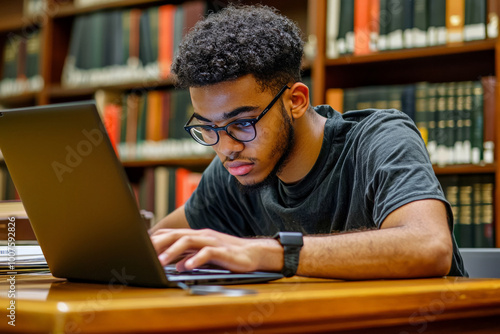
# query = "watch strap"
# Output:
<box><xmin>273</xmin><ymin>232</ymin><xmax>303</xmax><ymax>278</ymax></box>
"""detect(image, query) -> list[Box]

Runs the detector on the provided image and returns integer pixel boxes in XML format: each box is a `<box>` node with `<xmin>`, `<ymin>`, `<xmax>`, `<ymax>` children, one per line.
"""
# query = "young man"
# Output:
<box><xmin>150</xmin><ymin>5</ymin><xmax>467</xmax><ymax>279</ymax></box>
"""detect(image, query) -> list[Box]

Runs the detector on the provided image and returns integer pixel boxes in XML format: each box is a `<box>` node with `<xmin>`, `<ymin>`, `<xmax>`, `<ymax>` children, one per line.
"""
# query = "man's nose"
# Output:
<box><xmin>215</xmin><ymin>131</ymin><xmax>245</xmax><ymax>157</ymax></box>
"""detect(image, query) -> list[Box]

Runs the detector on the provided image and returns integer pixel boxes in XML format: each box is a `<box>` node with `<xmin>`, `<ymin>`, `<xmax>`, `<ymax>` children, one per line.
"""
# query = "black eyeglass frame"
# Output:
<box><xmin>184</xmin><ymin>84</ymin><xmax>290</xmax><ymax>146</ymax></box>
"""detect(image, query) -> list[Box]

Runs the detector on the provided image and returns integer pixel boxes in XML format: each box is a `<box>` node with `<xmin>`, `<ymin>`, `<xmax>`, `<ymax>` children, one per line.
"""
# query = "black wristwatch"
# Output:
<box><xmin>273</xmin><ymin>232</ymin><xmax>303</xmax><ymax>277</ymax></box>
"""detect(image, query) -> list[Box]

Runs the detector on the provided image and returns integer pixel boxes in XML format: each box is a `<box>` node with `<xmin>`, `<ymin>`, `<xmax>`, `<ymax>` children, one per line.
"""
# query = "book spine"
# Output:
<box><xmin>446</xmin><ymin>0</ymin><xmax>465</xmax><ymax>43</ymax></box>
<box><xmin>471</xmin><ymin>81</ymin><xmax>484</xmax><ymax>164</ymax></box>
<box><xmin>480</xmin><ymin>176</ymin><xmax>495</xmax><ymax>247</ymax></box>
<box><xmin>414</xmin><ymin>82</ymin><xmax>428</xmax><ymax>145</ymax></box>
<box><xmin>426</xmin><ymin>84</ymin><xmax>438</xmax><ymax>164</ymax></box>
<box><xmin>436</xmin><ymin>83</ymin><xmax>448</xmax><ymax>166</ymax></box>
<box><xmin>388</xmin><ymin>0</ymin><xmax>404</xmax><ymax>50</ymax></box>
<box><xmin>445</xmin><ymin>82</ymin><xmax>456</xmax><ymax>165</ymax></box>
<box><xmin>458</xmin><ymin>180</ymin><xmax>474</xmax><ymax>248</ymax></box>
<box><xmin>327</xmin><ymin>0</ymin><xmax>341</xmax><ymax>58</ymax></box>
<box><xmin>412</xmin><ymin>0</ymin><xmax>428</xmax><ymax>47</ymax></box>
<box><xmin>402</xmin><ymin>0</ymin><xmax>414</xmax><ymax>48</ymax></box>
<box><xmin>354</xmin><ymin>0</ymin><xmax>371</xmax><ymax>55</ymax></box>
<box><xmin>481</xmin><ymin>76</ymin><xmax>496</xmax><ymax>164</ymax></box>
<box><xmin>428</xmin><ymin>0</ymin><xmax>447</xmax><ymax>46</ymax></box>
<box><xmin>464</xmin><ymin>0</ymin><xmax>487</xmax><ymax>41</ymax></box>
<box><xmin>454</xmin><ymin>82</ymin><xmax>466</xmax><ymax>164</ymax></box>
<box><xmin>487</xmin><ymin>0</ymin><xmax>500</xmax><ymax>38</ymax></box>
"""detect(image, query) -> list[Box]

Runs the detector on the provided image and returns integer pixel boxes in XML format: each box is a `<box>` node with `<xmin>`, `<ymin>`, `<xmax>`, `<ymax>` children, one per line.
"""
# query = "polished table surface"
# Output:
<box><xmin>1</xmin><ymin>273</ymin><xmax>500</xmax><ymax>334</ymax></box>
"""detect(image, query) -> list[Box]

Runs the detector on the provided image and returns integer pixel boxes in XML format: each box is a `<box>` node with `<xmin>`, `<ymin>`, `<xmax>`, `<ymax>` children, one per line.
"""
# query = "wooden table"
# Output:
<box><xmin>1</xmin><ymin>274</ymin><xmax>500</xmax><ymax>333</ymax></box>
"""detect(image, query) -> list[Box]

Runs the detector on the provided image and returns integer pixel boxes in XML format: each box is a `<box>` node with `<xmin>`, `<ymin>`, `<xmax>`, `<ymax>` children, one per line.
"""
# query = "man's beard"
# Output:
<box><xmin>236</xmin><ymin>104</ymin><xmax>295</xmax><ymax>195</ymax></box>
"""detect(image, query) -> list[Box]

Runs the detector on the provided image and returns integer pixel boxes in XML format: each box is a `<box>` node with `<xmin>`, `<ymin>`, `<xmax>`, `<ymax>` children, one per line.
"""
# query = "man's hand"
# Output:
<box><xmin>150</xmin><ymin>228</ymin><xmax>283</xmax><ymax>273</ymax></box>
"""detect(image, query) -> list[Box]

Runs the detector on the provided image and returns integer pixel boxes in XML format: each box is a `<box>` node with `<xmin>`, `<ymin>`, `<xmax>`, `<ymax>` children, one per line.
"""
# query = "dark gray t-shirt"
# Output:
<box><xmin>185</xmin><ymin>106</ymin><xmax>467</xmax><ymax>277</ymax></box>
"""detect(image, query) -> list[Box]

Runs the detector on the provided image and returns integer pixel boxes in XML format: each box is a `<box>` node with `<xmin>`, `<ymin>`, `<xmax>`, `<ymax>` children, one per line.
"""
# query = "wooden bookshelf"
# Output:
<box><xmin>121</xmin><ymin>156</ymin><xmax>214</xmax><ymax>168</ymax></box>
<box><xmin>433</xmin><ymin>164</ymin><xmax>497</xmax><ymax>175</ymax></box>
<box><xmin>54</xmin><ymin>0</ymin><xmax>168</xmax><ymax>17</ymax></box>
<box><xmin>310</xmin><ymin>2</ymin><xmax>500</xmax><ymax>248</ymax></box>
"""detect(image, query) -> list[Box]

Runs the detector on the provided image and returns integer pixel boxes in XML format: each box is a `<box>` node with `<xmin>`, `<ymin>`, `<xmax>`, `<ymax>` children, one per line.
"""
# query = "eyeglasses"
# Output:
<box><xmin>184</xmin><ymin>85</ymin><xmax>290</xmax><ymax>146</ymax></box>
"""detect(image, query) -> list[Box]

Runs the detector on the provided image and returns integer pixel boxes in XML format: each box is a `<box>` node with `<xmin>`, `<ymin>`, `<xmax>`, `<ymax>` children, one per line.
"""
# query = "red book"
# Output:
<box><xmin>103</xmin><ymin>103</ymin><xmax>122</xmax><ymax>156</ymax></box>
<box><xmin>175</xmin><ymin>168</ymin><xmax>191</xmax><ymax>208</ymax></box>
<box><xmin>354</xmin><ymin>0</ymin><xmax>371</xmax><ymax>55</ymax></box>
<box><xmin>159</xmin><ymin>5</ymin><xmax>176</xmax><ymax>78</ymax></box>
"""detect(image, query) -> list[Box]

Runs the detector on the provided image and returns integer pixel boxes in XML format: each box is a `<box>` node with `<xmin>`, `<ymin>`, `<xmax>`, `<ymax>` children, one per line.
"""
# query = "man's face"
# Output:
<box><xmin>189</xmin><ymin>75</ymin><xmax>294</xmax><ymax>189</ymax></box>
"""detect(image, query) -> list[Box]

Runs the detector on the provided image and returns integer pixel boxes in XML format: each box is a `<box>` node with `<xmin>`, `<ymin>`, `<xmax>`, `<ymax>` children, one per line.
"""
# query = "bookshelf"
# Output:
<box><xmin>0</xmin><ymin>0</ymin><xmax>498</xmax><ymax>248</ymax></box>
<box><xmin>310</xmin><ymin>0</ymin><xmax>500</xmax><ymax>248</ymax></box>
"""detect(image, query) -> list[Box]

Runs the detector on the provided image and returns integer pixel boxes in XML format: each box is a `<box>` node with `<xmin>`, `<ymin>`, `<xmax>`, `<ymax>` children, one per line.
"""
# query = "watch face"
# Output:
<box><xmin>278</xmin><ymin>232</ymin><xmax>304</xmax><ymax>246</ymax></box>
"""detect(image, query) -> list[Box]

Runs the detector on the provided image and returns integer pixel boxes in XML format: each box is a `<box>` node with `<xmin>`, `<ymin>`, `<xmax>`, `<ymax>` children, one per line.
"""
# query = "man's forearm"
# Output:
<box><xmin>291</xmin><ymin>226</ymin><xmax>452</xmax><ymax>279</ymax></box>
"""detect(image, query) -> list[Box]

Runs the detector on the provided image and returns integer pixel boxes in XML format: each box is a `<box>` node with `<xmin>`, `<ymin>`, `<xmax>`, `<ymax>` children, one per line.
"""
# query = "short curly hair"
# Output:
<box><xmin>171</xmin><ymin>4</ymin><xmax>304</xmax><ymax>93</ymax></box>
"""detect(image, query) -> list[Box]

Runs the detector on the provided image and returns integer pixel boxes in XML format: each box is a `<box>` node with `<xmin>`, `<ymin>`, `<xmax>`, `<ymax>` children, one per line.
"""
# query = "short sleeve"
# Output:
<box><xmin>355</xmin><ymin>109</ymin><xmax>450</xmax><ymax>227</ymax></box>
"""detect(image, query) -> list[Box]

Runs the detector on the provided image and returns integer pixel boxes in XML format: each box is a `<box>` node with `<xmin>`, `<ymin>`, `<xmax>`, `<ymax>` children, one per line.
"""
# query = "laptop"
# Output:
<box><xmin>0</xmin><ymin>101</ymin><xmax>282</xmax><ymax>288</ymax></box>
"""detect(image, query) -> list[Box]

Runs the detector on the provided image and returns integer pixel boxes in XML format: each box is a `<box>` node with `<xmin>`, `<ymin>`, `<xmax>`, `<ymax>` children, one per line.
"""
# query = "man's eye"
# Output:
<box><xmin>234</xmin><ymin>121</ymin><xmax>252</xmax><ymax>128</ymax></box>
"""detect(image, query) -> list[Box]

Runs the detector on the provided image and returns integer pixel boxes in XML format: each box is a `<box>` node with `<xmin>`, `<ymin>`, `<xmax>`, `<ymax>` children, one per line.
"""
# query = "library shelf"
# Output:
<box><xmin>53</xmin><ymin>0</ymin><xmax>167</xmax><ymax>18</ymax></box>
<box><xmin>0</xmin><ymin>91</ymin><xmax>40</xmax><ymax>108</ymax></box>
<box><xmin>47</xmin><ymin>78</ymin><xmax>175</xmax><ymax>99</ymax></box>
<box><xmin>325</xmin><ymin>39</ymin><xmax>498</xmax><ymax>66</ymax></box>
<box><xmin>433</xmin><ymin>164</ymin><xmax>496</xmax><ymax>176</ymax></box>
<box><xmin>121</xmin><ymin>156</ymin><xmax>214</xmax><ymax>168</ymax></box>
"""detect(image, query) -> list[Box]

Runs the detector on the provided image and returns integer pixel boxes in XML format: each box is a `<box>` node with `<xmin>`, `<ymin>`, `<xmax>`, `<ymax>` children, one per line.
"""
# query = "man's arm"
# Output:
<box><xmin>149</xmin><ymin>205</ymin><xmax>190</xmax><ymax>233</ymax></box>
<box><xmin>150</xmin><ymin>199</ymin><xmax>453</xmax><ymax>279</ymax></box>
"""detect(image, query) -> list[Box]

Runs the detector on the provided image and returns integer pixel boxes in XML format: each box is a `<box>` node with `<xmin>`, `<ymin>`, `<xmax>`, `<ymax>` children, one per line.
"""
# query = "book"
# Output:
<box><xmin>445</xmin><ymin>82</ymin><xmax>456</xmax><ymax>165</ymax></box>
<box><xmin>428</xmin><ymin>0</ymin><xmax>447</xmax><ymax>46</ymax></box>
<box><xmin>337</xmin><ymin>0</ymin><xmax>355</xmax><ymax>55</ymax></box>
<box><xmin>387</xmin><ymin>0</ymin><xmax>404</xmax><ymax>50</ymax></box>
<box><xmin>326</xmin><ymin>0</ymin><xmax>341</xmax><ymax>58</ymax></box>
<box><xmin>454</xmin><ymin>82</ymin><xmax>466</xmax><ymax>164</ymax></box>
<box><xmin>446</xmin><ymin>0</ymin><xmax>465</xmax><ymax>43</ymax></box>
<box><xmin>480</xmin><ymin>175</ymin><xmax>495</xmax><ymax>247</ymax></box>
<box><xmin>435</xmin><ymin>83</ymin><xmax>447</xmax><ymax>166</ymax></box>
<box><xmin>458</xmin><ymin>177</ymin><xmax>474</xmax><ymax>248</ymax></box>
<box><xmin>412</xmin><ymin>0</ymin><xmax>428</xmax><ymax>47</ymax></box>
<box><xmin>378</xmin><ymin>0</ymin><xmax>389</xmax><ymax>51</ymax></box>
<box><xmin>326</xmin><ymin>88</ymin><xmax>344</xmax><ymax>113</ymax></box>
<box><xmin>481</xmin><ymin>76</ymin><xmax>496</xmax><ymax>164</ymax></box>
<box><xmin>426</xmin><ymin>84</ymin><xmax>438</xmax><ymax>164</ymax></box>
<box><xmin>369</xmin><ymin>0</ymin><xmax>380</xmax><ymax>51</ymax></box>
<box><xmin>440</xmin><ymin>175</ymin><xmax>460</xmax><ymax>246</ymax></box>
<box><xmin>464</xmin><ymin>0</ymin><xmax>487</xmax><ymax>41</ymax></box>
<box><xmin>146</xmin><ymin>90</ymin><xmax>164</xmax><ymax>142</ymax></box>
<box><xmin>471</xmin><ymin>81</ymin><xmax>484</xmax><ymax>164</ymax></box>
<box><xmin>487</xmin><ymin>0</ymin><xmax>500</xmax><ymax>38</ymax></box>
<box><xmin>158</xmin><ymin>4</ymin><xmax>175</xmax><ymax>79</ymax></box>
<box><xmin>154</xmin><ymin>166</ymin><xmax>169</xmax><ymax>221</ymax></box>
<box><xmin>354</xmin><ymin>0</ymin><xmax>371</xmax><ymax>55</ymax></box>
<box><xmin>414</xmin><ymin>82</ymin><xmax>428</xmax><ymax>144</ymax></box>
<box><xmin>402</xmin><ymin>0</ymin><xmax>414</xmax><ymax>48</ymax></box>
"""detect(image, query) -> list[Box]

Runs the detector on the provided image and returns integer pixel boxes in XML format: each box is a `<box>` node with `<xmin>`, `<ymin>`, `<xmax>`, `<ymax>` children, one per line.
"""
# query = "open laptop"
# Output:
<box><xmin>0</xmin><ymin>101</ymin><xmax>282</xmax><ymax>288</ymax></box>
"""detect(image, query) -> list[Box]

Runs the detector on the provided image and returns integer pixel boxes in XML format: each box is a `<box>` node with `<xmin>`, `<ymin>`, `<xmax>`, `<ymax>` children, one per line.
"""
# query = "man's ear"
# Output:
<box><xmin>287</xmin><ymin>82</ymin><xmax>310</xmax><ymax>120</ymax></box>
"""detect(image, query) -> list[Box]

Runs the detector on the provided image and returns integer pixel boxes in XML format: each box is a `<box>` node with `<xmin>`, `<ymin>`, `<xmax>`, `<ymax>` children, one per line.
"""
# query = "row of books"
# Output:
<box><xmin>327</xmin><ymin>0</ymin><xmax>499</xmax><ymax>58</ymax></box>
<box><xmin>62</xmin><ymin>1</ymin><xmax>206</xmax><ymax>87</ymax></box>
<box><xmin>439</xmin><ymin>174</ymin><xmax>495</xmax><ymax>248</ymax></box>
<box><xmin>326</xmin><ymin>77</ymin><xmax>496</xmax><ymax>167</ymax></box>
<box><xmin>133</xmin><ymin>166</ymin><xmax>202</xmax><ymax>227</ymax></box>
<box><xmin>95</xmin><ymin>89</ymin><xmax>213</xmax><ymax>162</ymax></box>
<box><xmin>0</xmin><ymin>29</ymin><xmax>43</xmax><ymax>97</ymax></box>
